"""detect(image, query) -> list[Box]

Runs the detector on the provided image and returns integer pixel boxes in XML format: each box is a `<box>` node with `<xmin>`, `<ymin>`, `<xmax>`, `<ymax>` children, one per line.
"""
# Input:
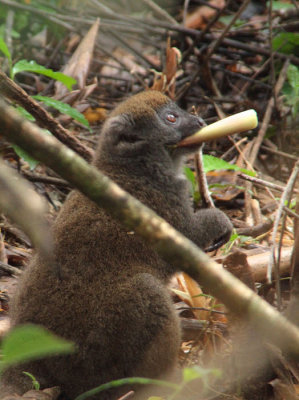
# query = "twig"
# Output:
<box><xmin>0</xmin><ymin>230</ymin><xmax>7</xmax><ymax>264</ymax></box>
<box><xmin>195</xmin><ymin>0</ymin><xmax>231</xmax><ymax>43</ymax></box>
<box><xmin>141</xmin><ymin>0</ymin><xmax>178</xmax><ymax>25</ymax></box>
<box><xmin>237</xmin><ymin>220</ymin><xmax>273</xmax><ymax>238</ymax></box>
<box><xmin>0</xmin><ymin>260</ymin><xmax>21</xmax><ymax>276</ymax></box>
<box><xmin>1</xmin><ymin>218</ymin><xmax>31</xmax><ymax>247</ymax></box>
<box><xmin>286</xmin><ymin>194</ymin><xmax>299</xmax><ymax>325</ymax></box>
<box><xmin>180</xmin><ymin>0</ymin><xmax>230</xmax><ymax>70</ymax></box>
<box><xmin>240</xmin><ymin>57</ymin><xmax>272</xmax><ymax>95</ymax></box>
<box><xmin>195</xmin><ymin>146</ymin><xmax>215</xmax><ymax>208</ymax></box>
<box><xmin>238</xmin><ymin>173</ymin><xmax>299</xmax><ymax>194</ymax></box>
<box><xmin>0</xmin><ymin>0</ymin><xmax>75</xmax><ymax>31</ymax></box>
<box><xmin>4</xmin><ymin>9</ymin><xmax>14</xmax><ymax>57</ymax></box>
<box><xmin>22</xmin><ymin>171</ymin><xmax>70</xmax><ymax>187</ymax></box>
<box><xmin>178</xmin><ymin>306</ymin><xmax>226</xmax><ymax>315</ymax></box>
<box><xmin>117</xmin><ymin>391</ymin><xmax>135</xmax><ymax>400</ymax></box>
<box><xmin>227</xmin><ymin>138</ymin><xmax>254</xmax><ymax>172</ymax></box>
<box><xmin>2</xmin><ymin>98</ymin><xmax>299</xmax><ymax>358</ymax></box>
<box><xmin>284</xmin><ymin>207</ymin><xmax>299</xmax><ymax>220</ymax></box>
<box><xmin>261</xmin><ymin>145</ymin><xmax>298</xmax><ymax>161</ymax></box>
<box><xmin>106</xmin><ymin>29</ymin><xmax>159</xmax><ymax>69</ymax></box>
<box><xmin>268</xmin><ymin>0</ymin><xmax>275</xmax><ymax>97</ymax></box>
<box><xmin>268</xmin><ymin>160</ymin><xmax>299</xmax><ymax>286</ymax></box>
<box><xmin>208</xmin><ymin>34</ymin><xmax>299</xmax><ymax>66</ymax></box>
<box><xmin>211</xmin><ymin>65</ymin><xmax>272</xmax><ymax>89</ymax></box>
<box><xmin>139</xmin><ymin>20</ymin><xmax>299</xmax><ymax>65</ymax></box>
<box><xmin>182</xmin><ymin>0</ymin><xmax>191</xmax><ymax>27</ymax></box>
<box><xmin>207</xmin><ymin>0</ymin><xmax>251</xmax><ymax>58</ymax></box>
<box><xmin>249</xmin><ymin>58</ymin><xmax>290</xmax><ymax>166</ymax></box>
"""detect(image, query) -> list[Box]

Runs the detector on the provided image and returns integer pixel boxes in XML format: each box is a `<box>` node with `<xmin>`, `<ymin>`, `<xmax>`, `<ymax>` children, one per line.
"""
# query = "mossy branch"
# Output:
<box><xmin>0</xmin><ymin>97</ymin><xmax>299</xmax><ymax>358</ymax></box>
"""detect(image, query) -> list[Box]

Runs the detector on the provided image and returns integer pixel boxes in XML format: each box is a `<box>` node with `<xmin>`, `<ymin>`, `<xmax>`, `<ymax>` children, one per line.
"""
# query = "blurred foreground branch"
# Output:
<box><xmin>0</xmin><ymin>159</ymin><xmax>52</xmax><ymax>260</ymax></box>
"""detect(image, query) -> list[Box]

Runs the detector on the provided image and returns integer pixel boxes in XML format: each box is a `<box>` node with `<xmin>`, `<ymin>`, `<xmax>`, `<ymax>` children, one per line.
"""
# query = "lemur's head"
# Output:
<box><xmin>95</xmin><ymin>90</ymin><xmax>205</xmax><ymax>170</ymax></box>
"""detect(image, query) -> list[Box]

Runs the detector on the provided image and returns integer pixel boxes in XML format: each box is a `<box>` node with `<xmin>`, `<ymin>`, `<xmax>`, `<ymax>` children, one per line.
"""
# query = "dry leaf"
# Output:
<box><xmin>176</xmin><ymin>272</ymin><xmax>211</xmax><ymax>320</ymax></box>
<box><xmin>185</xmin><ymin>0</ymin><xmax>225</xmax><ymax>30</ymax></box>
<box><xmin>151</xmin><ymin>38</ymin><xmax>181</xmax><ymax>99</ymax></box>
<box><xmin>83</xmin><ymin>107</ymin><xmax>107</xmax><ymax>124</ymax></box>
<box><xmin>55</xmin><ymin>18</ymin><xmax>100</xmax><ymax>99</ymax></box>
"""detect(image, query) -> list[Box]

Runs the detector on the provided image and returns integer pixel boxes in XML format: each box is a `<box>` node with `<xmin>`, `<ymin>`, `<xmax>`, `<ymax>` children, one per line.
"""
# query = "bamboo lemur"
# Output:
<box><xmin>1</xmin><ymin>91</ymin><xmax>232</xmax><ymax>399</ymax></box>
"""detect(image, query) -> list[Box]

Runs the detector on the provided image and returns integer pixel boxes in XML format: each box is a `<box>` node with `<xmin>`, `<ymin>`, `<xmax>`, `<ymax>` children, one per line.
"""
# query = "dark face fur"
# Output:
<box><xmin>96</xmin><ymin>91</ymin><xmax>205</xmax><ymax>173</ymax></box>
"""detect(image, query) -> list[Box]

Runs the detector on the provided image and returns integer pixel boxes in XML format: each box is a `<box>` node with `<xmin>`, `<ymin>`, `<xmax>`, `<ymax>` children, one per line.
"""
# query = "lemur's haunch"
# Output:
<box><xmin>1</xmin><ymin>91</ymin><xmax>232</xmax><ymax>399</ymax></box>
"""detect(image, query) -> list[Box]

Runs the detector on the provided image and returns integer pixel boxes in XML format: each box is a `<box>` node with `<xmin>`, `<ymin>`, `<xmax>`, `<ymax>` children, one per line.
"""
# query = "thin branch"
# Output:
<box><xmin>195</xmin><ymin>147</ymin><xmax>215</xmax><ymax>208</ymax></box>
<box><xmin>239</xmin><ymin>173</ymin><xmax>299</xmax><ymax>194</ymax></box>
<box><xmin>249</xmin><ymin>59</ymin><xmax>290</xmax><ymax>166</ymax></box>
<box><xmin>207</xmin><ymin>0</ymin><xmax>251</xmax><ymax>58</ymax></box>
<box><xmin>0</xmin><ymin>260</ymin><xmax>22</xmax><ymax>277</ymax></box>
<box><xmin>286</xmin><ymin>194</ymin><xmax>299</xmax><ymax>326</ymax></box>
<box><xmin>22</xmin><ymin>171</ymin><xmax>70</xmax><ymax>187</ymax></box>
<box><xmin>268</xmin><ymin>160</ymin><xmax>299</xmax><ymax>284</ymax></box>
<box><xmin>141</xmin><ymin>0</ymin><xmax>178</xmax><ymax>25</ymax></box>
<box><xmin>0</xmin><ymin>0</ymin><xmax>75</xmax><ymax>30</ymax></box>
<box><xmin>261</xmin><ymin>145</ymin><xmax>298</xmax><ymax>161</ymax></box>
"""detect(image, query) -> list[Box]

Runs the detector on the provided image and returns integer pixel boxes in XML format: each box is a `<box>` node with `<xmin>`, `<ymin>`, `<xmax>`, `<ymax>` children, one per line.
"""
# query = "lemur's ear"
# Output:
<box><xmin>101</xmin><ymin>114</ymin><xmax>147</xmax><ymax>151</ymax></box>
<box><xmin>102</xmin><ymin>114</ymin><xmax>134</xmax><ymax>135</ymax></box>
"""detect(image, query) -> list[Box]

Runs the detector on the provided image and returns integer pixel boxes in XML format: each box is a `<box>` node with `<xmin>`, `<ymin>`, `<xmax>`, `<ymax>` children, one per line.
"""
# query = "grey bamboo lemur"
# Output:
<box><xmin>1</xmin><ymin>91</ymin><xmax>232</xmax><ymax>399</ymax></box>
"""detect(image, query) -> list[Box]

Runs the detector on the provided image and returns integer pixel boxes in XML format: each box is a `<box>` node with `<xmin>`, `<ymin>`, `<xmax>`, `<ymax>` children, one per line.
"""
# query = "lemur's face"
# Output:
<box><xmin>155</xmin><ymin>101</ymin><xmax>205</xmax><ymax>160</ymax></box>
<box><xmin>98</xmin><ymin>91</ymin><xmax>205</xmax><ymax>163</ymax></box>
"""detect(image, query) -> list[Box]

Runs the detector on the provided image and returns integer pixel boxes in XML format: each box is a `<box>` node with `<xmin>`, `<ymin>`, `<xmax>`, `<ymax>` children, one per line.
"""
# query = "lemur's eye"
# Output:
<box><xmin>166</xmin><ymin>114</ymin><xmax>177</xmax><ymax>123</ymax></box>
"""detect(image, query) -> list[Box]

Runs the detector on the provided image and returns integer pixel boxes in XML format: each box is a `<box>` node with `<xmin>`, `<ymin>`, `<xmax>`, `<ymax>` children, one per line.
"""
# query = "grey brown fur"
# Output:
<box><xmin>0</xmin><ymin>91</ymin><xmax>232</xmax><ymax>399</ymax></box>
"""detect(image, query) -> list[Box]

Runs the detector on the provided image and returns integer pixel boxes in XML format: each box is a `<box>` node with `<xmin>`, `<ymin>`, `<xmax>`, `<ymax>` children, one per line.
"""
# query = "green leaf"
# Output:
<box><xmin>203</xmin><ymin>155</ymin><xmax>256</xmax><ymax>176</ymax></box>
<box><xmin>0</xmin><ymin>37</ymin><xmax>11</xmax><ymax>61</ymax></box>
<box><xmin>272</xmin><ymin>32</ymin><xmax>299</xmax><ymax>54</ymax></box>
<box><xmin>75</xmin><ymin>377</ymin><xmax>179</xmax><ymax>400</ymax></box>
<box><xmin>33</xmin><ymin>95</ymin><xmax>90</xmax><ymax>129</ymax></box>
<box><xmin>183</xmin><ymin>366</ymin><xmax>221</xmax><ymax>384</ymax></box>
<box><xmin>0</xmin><ymin>325</ymin><xmax>74</xmax><ymax>373</ymax></box>
<box><xmin>13</xmin><ymin>145</ymin><xmax>39</xmax><ymax>170</ymax></box>
<box><xmin>184</xmin><ymin>167</ymin><xmax>196</xmax><ymax>188</ymax></box>
<box><xmin>271</xmin><ymin>1</ymin><xmax>294</xmax><ymax>10</ymax></box>
<box><xmin>283</xmin><ymin>64</ymin><xmax>299</xmax><ymax>117</ymax></box>
<box><xmin>218</xmin><ymin>16</ymin><xmax>245</xmax><ymax>28</ymax></box>
<box><xmin>12</xmin><ymin>107</ymin><xmax>53</xmax><ymax>169</ymax></box>
<box><xmin>192</xmin><ymin>293</ymin><xmax>213</xmax><ymax>299</ymax></box>
<box><xmin>15</xmin><ymin>106</ymin><xmax>35</xmax><ymax>121</ymax></box>
<box><xmin>28</xmin><ymin>0</ymin><xmax>56</xmax><ymax>13</ymax></box>
<box><xmin>12</xmin><ymin>60</ymin><xmax>76</xmax><ymax>90</ymax></box>
<box><xmin>183</xmin><ymin>367</ymin><xmax>204</xmax><ymax>383</ymax></box>
<box><xmin>147</xmin><ymin>397</ymin><xmax>164</xmax><ymax>400</ymax></box>
<box><xmin>0</xmin><ymin>37</ymin><xmax>12</xmax><ymax>76</ymax></box>
<box><xmin>184</xmin><ymin>167</ymin><xmax>200</xmax><ymax>203</ymax></box>
<box><xmin>287</xmin><ymin>64</ymin><xmax>299</xmax><ymax>91</ymax></box>
<box><xmin>23</xmin><ymin>372</ymin><xmax>40</xmax><ymax>390</ymax></box>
